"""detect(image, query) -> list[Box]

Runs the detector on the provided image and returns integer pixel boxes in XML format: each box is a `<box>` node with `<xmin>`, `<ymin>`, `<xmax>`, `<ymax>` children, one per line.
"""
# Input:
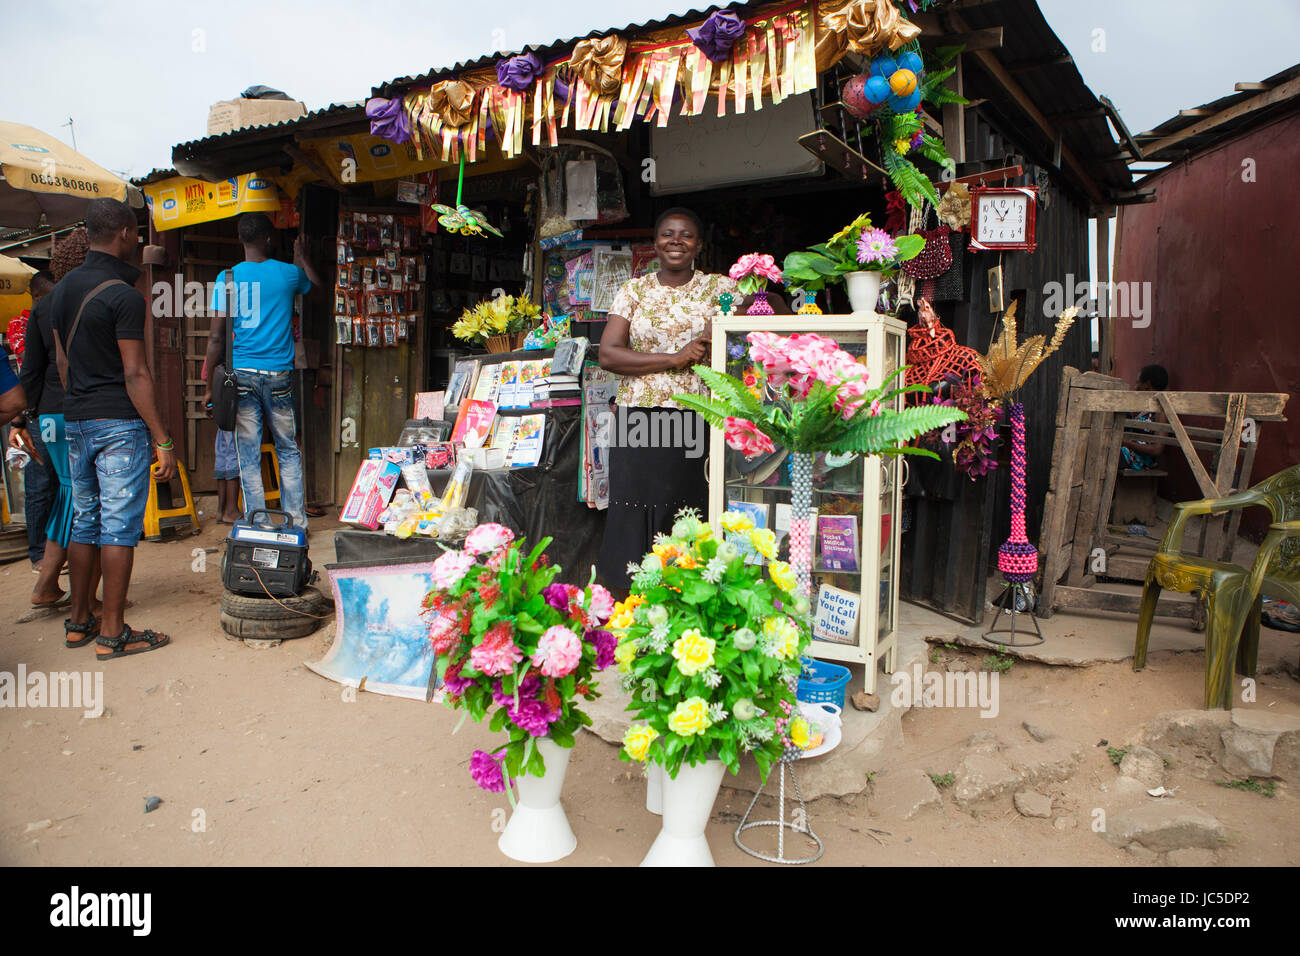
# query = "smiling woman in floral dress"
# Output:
<box><xmin>596</xmin><ymin>207</ymin><xmax>789</xmax><ymax>593</ymax></box>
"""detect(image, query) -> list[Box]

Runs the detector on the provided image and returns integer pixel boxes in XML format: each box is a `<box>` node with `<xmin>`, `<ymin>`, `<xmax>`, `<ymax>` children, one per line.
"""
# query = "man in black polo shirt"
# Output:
<box><xmin>51</xmin><ymin>197</ymin><xmax>174</xmax><ymax>659</ymax></box>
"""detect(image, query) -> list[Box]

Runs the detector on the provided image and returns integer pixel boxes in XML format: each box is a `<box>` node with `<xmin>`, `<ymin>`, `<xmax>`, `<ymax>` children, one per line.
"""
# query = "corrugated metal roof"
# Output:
<box><xmin>170</xmin><ymin>102</ymin><xmax>368</xmax><ymax>181</ymax></box>
<box><xmin>1131</xmin><ymin>63</ymin><xmax>1300</xmax><ymax>166</ymax></box>
<box><xmin>173</xmin><ymin>102</ymin><xmax>365</xmax><ymax>153</ymax></box>
<box><xmin>955</xmin><ymin>0</ymin><xmax>1134</xmax><ymax>203</ymax></box>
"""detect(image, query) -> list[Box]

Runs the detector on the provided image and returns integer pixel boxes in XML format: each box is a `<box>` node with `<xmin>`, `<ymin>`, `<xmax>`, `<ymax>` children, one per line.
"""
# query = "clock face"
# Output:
<box><xmin>976</xmin><ymin>193</ymin><xmax>1029</xmax><ymax>244</ymax></box>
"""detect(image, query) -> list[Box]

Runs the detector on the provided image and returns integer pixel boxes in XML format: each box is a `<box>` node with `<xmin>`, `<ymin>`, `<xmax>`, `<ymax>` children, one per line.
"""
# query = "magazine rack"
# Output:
<box><xmin>706</xmin><ymin>314</ymin><xmax>907</xmax><ymax>695</ymax></box>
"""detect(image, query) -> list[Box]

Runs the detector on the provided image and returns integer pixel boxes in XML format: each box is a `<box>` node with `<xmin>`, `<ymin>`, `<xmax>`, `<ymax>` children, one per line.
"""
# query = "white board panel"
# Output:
<box><xmin>649</xmin><ymin>93</ymin><xmax>823</xmax><ymax>195</ymax></box>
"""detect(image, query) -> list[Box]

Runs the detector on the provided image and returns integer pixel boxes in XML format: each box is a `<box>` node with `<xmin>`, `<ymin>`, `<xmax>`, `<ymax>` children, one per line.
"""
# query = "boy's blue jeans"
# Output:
<box><xmin>233</xmin><ymin>370</ymin><xmax>306</xmax><ymax>529</ymax></box>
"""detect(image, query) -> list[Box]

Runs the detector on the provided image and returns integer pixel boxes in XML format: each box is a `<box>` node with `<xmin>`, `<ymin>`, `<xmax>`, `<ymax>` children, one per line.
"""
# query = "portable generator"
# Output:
<box><xmin>222</xmin><ymin>509</ymin><xmax>312</xmax><ymax>598</ymax></box>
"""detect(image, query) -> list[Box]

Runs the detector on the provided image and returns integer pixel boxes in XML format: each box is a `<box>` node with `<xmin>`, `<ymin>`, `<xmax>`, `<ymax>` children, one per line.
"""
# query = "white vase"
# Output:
<box><xmin>844</xmin><ymin>270</ymin><xmax>882</xmax><ymax>313</ymax></box>
<box><xmin>640</xmin><ymin>758</ymin><xmax>726</xmax><ymax>867</ymax></box>
<box><xmin>497</xmin><ymin>736</ymin><xmax>578</xmax><ymax>863</ymax></box>
<box><xmin>646</xmin><ymin>762</ymin><xmax>664</xmax><ymax>815</ymax></box>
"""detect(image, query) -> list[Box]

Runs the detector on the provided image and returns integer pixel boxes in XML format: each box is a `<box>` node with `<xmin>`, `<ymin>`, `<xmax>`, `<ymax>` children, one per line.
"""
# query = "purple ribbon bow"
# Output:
<box><xmin>686</xmin><ymin>8</ymin><xmax>747</xmax><ymax>63</ymax></box>
<box><xmin>365</xmin><ymin>97</ymin><xmax>410</xmax><ymax>144</ymax></box>
<box><xmin>496</xmin><ymin>51</ymin><xmax>544</xmax><ymax>91</ymax></box>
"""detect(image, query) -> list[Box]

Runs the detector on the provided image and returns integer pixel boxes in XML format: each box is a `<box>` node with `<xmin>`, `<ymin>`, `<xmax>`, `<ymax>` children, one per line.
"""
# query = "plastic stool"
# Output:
<box><xmin>144</xmin><ymin>461</ymin><xmax>201</xmax><ymax>540</ymax></box>
<box><xmin>237</xmin><ymin>443</ymin><xmax>282</xmax><ymax>512</ymax></box>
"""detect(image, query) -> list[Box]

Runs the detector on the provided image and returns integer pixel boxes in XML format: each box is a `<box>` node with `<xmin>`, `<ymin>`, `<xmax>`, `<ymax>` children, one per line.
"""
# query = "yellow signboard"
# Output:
<box><xmin>144</xmin><ymin>172</ymin><xmax>281</xmax><ymax>231</ymax></box>
<box><xmin>302</xmin><ymin>134</ymin><xmax>445</xmax><ymax>183</ymax></box>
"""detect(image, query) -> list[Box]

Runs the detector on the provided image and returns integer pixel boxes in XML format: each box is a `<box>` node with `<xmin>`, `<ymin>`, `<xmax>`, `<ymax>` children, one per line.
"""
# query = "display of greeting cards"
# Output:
<box><xmin>445</xmin><ymin>359</ymin><xmax>478</xmax><ymax>410</ymax></box>
<box><xmin>817</xmin><ymin>515</ymin><xmax>860</xmax><ymax>572</ymax></box>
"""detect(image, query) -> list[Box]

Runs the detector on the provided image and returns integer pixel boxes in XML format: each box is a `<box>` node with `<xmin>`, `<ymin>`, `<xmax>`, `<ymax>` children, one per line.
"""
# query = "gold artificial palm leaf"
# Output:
<box><xmin>980</xmin><ymin>301</ymin><xmax>1078</xmax><ymax>401</ymax></box>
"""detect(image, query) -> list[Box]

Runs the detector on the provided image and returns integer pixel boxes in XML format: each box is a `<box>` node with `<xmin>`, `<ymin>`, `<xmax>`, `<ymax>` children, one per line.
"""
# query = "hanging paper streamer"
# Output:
<box><xmin>997</xmin><ymin>402</ymin><xmax>1038</xmax><ymax>583</ymax></box>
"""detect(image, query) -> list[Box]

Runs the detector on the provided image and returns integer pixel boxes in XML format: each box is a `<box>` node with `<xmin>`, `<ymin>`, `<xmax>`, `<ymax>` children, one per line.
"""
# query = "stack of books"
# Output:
<box><xmin>531</xmin><ymin>373</ymin><xmax>582</xmax><ymax>407</ymax></box>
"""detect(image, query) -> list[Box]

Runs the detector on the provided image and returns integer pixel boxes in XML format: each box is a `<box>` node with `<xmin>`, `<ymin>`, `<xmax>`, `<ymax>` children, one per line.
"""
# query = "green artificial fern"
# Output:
<box><xmin>881</xmin><ymin>146</ymin><xmax>941</xmax><ymax>211</ymax></box>
<box><xmin>673</xmin><ymin>362</ymin><xmax>964</xmax><ymax>457</ymax></box>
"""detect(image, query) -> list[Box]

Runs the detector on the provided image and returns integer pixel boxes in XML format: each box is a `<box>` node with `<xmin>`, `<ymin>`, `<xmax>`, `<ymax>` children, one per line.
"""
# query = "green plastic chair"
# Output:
<box><xmin>1134</xmin><ymin>465</ymin><xmax>1300</xmax><ymax>709</ymax></box>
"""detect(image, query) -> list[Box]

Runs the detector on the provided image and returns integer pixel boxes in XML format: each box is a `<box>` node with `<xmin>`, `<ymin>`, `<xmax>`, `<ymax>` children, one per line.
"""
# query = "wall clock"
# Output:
<box><xmin>970</xmin><ymin>186</ymin><xmax>1037</xmax><ymax>253</ymax></box>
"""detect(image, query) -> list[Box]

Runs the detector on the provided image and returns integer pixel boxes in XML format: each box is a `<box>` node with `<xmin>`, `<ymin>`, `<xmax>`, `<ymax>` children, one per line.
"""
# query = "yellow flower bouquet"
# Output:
<box><xmin>615</xmin><ymin>506</ymin><xmax>813</xmax><ymax>782</ymax></box>
<box><xmin>452</xmin><ymin>293</ymin><xmax>542</xmax><ymax>352</ymax></box>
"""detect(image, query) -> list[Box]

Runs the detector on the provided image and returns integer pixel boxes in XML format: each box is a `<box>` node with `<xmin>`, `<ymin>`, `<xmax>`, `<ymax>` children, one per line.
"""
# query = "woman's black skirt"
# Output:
<box><xmin>596</xmin><ymin>407</ymin><xmax>708</xmax><ymax>591</ymax></box>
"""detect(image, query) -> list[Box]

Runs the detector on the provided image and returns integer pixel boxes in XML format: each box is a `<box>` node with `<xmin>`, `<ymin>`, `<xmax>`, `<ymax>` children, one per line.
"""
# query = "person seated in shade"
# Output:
<box><xmin>1121</xmin><ymin>364</ymin><xmax>1169</xmax><ymax>471</ymax></box>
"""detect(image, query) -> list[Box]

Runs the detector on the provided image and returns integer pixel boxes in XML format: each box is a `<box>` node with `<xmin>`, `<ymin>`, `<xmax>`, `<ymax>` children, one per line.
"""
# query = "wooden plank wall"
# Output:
<box><xmin>901</xmin><ymin>110</ymin><xmax>1092</xmax><ymax>623</ymax></box>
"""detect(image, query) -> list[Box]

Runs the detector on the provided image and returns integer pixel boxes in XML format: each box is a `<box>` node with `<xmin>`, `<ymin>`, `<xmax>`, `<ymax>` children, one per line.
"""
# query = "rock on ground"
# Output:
<box><xmin>1022</xmin><ymin>721</ymin><xmax>1054</xmax><ymax>742</ymax></box>
<box><xmin>1014</xmin><ymin>790</ymin><xmax>1052</xmax><ymax>818</ymax></box>
<box><xmin>870</xmin><ymin>769</ymin><xmax>942</xmax><ymax>820</ymax></box>
<box><xmin>953</xmin><ymin>753</ymin><xmax>1021</xmax><ymax>807</ymax></box>
<box><xmin>1101</xmin><ymin>801</ymin><xmax>1225</xmax><ymax>851</ymax></box>
<box><xmin>1221</xmin><ymin>710</ymin><xmax>1300</xmax><ymax>784</ymax></box>
<box><xmin>1119</xmin><ymin>745</ymin><xmax>1166</xmax><ymax>789</ymax></box>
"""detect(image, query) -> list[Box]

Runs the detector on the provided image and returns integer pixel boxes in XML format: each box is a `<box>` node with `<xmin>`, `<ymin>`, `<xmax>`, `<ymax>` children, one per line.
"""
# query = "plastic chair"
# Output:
<box><xmin>1135</xmin><ymin>465</ymin><xmax>1300</xmax><ymax>709</ymax></box>
<box><xmin>144</xmin><ymin>460</ymin><xmax>201</xmax><ymax>540</ymax></box>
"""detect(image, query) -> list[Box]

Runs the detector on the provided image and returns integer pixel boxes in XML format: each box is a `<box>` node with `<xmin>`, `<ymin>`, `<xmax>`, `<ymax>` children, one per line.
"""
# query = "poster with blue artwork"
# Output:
<box><xmin>306</xmin><ymin>562</ymin><xmax>440</xmax><ymax>701</ymax></box>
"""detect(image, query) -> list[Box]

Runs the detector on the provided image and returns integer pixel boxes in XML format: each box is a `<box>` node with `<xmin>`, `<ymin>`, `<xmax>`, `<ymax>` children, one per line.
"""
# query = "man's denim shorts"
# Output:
<box><xmin>66</xmin><ymin>418</ymin><xmax>152</xmax><ymax>548</ymax></box>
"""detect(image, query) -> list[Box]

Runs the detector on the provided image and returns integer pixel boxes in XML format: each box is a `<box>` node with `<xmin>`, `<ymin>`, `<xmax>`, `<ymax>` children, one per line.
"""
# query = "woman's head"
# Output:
<box><xmin>654</xmin><ymin>207</ymin><xmax>703</xmax><ymax>271</ymax></box>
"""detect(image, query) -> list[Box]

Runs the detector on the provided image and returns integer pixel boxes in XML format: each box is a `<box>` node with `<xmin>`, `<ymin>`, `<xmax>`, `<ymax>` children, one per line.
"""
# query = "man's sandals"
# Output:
<box><xmin>96</xmin><ymin>624</ymin><xmax>171</xmax><ymax>659</ymax></box>
<box><xmin>64</xmin><ymin>617</ymin><xmax>101</xmax><ymax>648</ymax></box>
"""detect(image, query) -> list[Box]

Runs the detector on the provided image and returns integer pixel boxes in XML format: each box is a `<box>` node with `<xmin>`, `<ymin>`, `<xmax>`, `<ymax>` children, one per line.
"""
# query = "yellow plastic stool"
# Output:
<box><xmin>143</xmin><ymin>460</ymin><xmax>201</xmax><ymax>540</ymax></box>
<box><xmin>237</xmin><ymin>443</ymin><xmax>282</xmax><ymax>512</ymax></box>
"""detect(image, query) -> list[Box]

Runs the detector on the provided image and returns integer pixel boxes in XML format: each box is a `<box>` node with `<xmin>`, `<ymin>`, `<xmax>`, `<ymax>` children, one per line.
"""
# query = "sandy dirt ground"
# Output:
<box><xmin>2</xmin><ymin>500</ymin><xmax>1297</xmax><ymax>867</ymax></box>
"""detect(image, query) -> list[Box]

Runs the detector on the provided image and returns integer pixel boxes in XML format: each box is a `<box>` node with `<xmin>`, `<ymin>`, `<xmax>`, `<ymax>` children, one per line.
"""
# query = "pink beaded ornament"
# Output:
<box><xmin>997</xmin><ymin>402</ymin><xmax>1038</xmax><ymax>582</ymax></box>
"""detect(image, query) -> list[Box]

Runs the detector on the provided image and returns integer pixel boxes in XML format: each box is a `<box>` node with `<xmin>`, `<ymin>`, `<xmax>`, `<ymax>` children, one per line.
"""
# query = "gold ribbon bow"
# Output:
<box><xmin>937</xmin><ymin>182</ymin><xmax>972</xmax><ymax>231</ymax></box>
<box><xmin>569</xmin><ymin>34</ymin><xmax>627</xmax><ymax>96</ymax></box>
<box><xmin>429</xmin><ymin>79</ymin><xmax>478</xmax><ymax>129</ymax></box>
<box><xmin>819</xmin><ymin>0</ymin><xmax>921</xmax><ymax>60</ymax></box>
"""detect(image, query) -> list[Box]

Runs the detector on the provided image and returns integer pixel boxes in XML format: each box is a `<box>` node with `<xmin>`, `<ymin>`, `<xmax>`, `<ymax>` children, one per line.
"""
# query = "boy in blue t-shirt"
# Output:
<box><xmin>203</xmin><ymin>212</ymin><xmax>322</xmax><ymax>530</ymax></box>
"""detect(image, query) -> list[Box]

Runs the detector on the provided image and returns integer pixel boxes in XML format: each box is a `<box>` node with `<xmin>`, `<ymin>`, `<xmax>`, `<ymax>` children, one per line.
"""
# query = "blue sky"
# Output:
<box><xmin>1</xmin><ymin>1</ymin><xmax>1296</xmax><ymax>179</ymax></box>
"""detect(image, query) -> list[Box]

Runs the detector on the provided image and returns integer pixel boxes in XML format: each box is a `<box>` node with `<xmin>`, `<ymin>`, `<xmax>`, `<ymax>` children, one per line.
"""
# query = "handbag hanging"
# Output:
<box><xmin>929</xmin><ymin>230</ymin><xmax>968</xmax><ymax>303</ymax></box>
<box><xmin>901</xmin><ymin>205</ymin><xmax>953</xmax><ymax>281</ymax></box>
<box><xmin>211</xmin><ymin>310</ymin><xmax>239</xmax><ymax>432</ymax></box>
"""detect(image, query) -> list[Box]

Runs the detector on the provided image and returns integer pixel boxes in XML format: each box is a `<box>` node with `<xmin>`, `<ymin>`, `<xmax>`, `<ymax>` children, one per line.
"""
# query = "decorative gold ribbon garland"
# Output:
<box><xmin>399</xmin><ymin>0</ymin><xmax>876</xmax><ymax>163</ymax></box>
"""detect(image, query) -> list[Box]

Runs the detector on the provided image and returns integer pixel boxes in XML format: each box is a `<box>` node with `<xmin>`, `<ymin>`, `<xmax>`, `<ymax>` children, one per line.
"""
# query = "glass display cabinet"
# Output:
<box><xmin>706</xmin><ymin>314</ymin><xmax>907</xmax><ymax>694</ymax></box>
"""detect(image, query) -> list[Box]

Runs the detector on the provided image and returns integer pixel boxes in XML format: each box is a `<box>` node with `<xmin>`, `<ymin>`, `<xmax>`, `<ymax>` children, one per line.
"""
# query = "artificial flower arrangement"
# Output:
<box><xmin>423</xmin><ymin>522</ymin><xmax>617</xmax><ymax>792</ymax></box>
<box><xmin>673</xmin><ymin>329</ymin><xmax>964</xmax><ymax>458</ymax></box>
<box><xmin>728</xmin><ymin>252</ymin><xmax>784</xmax><ymax>315</ymax></box>
<box><xmin>781</xmin><ymin>213</ymin><xmax>925</xmax><ymax>294</ymax></box>
<box><xmin>728</xmin><ymin>252</ymin><xmax>783</xmax><ymax>294</ymax></box>
<box><xmin>929</xmin><ymin>372</ymin><xmax>1003</xmax><ymax>479</ymax></box>
<box><xmin>615</xmin><ymin>507</ymin><xmax>817</xmax><ymax>782</ymax></box>
<box><xmin>451</xmin><ymin>293</ymin><xmax>542</xmax><ymax>349</ymax></box>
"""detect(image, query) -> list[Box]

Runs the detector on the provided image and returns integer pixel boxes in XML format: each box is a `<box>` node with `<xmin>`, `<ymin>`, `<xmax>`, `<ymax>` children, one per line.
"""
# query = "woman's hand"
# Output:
<box><xmin>673</xmin><ymin>336</ymin><xmax>709</xmax><ymax>370</ymax></box>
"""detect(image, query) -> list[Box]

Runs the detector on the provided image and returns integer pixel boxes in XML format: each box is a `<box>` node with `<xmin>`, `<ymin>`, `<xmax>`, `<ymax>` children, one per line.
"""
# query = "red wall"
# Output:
<box><xmin>1114</xmin><ymin>108</ymin><xmax>1300</xmax><ymax>537</ymax></box>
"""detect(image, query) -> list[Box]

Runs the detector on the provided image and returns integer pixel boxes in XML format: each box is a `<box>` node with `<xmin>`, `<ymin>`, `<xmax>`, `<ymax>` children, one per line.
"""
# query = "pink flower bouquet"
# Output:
<box><xmin>423</xmin><ymin>525</ymin><xmax>615</xmax><ymax>790</ymax></box>
<box><xmin>674</xmin><ymin>331</ymin><xmax>965</xmax><ymax>456</ymax></box>
<box><xmin>728</xmin><ymin>252</ymin><xmax>783</xmax><ymax>295</ymax></box>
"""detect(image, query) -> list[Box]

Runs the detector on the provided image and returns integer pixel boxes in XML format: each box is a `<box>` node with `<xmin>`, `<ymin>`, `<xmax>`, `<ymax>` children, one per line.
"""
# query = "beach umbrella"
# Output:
<box><xmin>0</xmin><ymin>121</ymin><xmax>143</xmax><ymax>229</ymax></box>
<box><xmin>0</xmin><ymin>253</ymin><xmax>37</xmax><ymax>295</ymax></box>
